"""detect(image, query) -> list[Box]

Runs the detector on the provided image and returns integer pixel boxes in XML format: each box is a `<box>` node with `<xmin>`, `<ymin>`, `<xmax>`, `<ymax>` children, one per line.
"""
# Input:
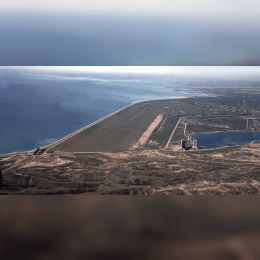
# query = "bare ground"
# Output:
<box><xmin>1</xmin><ymin>142</ymin><xmax>260</xmax><ymax>195</ymax></box>
<box><xmin>131</xmin><ymin>114</ymin><xmax>163</xmax><ymax>149</ymax></box>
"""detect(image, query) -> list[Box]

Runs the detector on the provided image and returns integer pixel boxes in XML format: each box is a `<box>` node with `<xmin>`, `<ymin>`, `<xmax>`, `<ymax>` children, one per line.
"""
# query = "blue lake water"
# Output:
<box><xmin>191</xmin><ymin>131</ymin><xmax>260</xmax><ymax>148</ymax></box>
<box><xmin>0</xmin><ymin>69</ymin><xmax>206</xmax><ymax>154</ymax></box>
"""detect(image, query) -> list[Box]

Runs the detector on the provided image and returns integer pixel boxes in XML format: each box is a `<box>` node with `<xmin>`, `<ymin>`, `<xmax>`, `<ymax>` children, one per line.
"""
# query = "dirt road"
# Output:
<box><xmin>165</xmin><ymin>117</ymin><xmax>183</xmax><ymax>149</ymax></box>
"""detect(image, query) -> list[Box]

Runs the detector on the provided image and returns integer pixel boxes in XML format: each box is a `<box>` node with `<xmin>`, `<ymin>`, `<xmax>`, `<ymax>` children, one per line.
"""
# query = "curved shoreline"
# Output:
<box><xmin>44</xmin><ymin>102</ymin><xmax>139</xmax><ymax>152</ymax></box>
<box><xmin>44</xmin><ymin>96</ymin><xmax>200</xmax><ymax>152</ymax></box>
<box><xmin>1</xmin><ymin>94</ymin><xmax>217</xmax><ymax>156</ymax></box>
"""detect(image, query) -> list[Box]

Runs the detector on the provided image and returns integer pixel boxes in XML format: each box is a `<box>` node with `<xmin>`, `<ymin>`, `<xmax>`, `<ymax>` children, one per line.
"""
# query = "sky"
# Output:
<box><xmin>1</xmin><ymin>0</ymin><xmax>260</xmax><ymax>17</ymax></box>
<box><xmin>0</xmin><ymin>1</ymin><xmax>259</xmax><ymax>65</ymax></box>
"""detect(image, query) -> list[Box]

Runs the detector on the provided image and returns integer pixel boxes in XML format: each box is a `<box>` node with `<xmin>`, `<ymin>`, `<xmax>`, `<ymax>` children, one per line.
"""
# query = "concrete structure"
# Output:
<box><xmin>181</xmin><ymin>139</ymin><xmax>186</xmax><ymax>150</ymax></box>
<box><xmin>192</xmin><ymin>139</ymin><xmax>199</xmax><ymax>150</ymax></box>
<box><xmin>47</xmin><ymin>103</ymin><xmax>158</xmax><ymax>153</ymax></box>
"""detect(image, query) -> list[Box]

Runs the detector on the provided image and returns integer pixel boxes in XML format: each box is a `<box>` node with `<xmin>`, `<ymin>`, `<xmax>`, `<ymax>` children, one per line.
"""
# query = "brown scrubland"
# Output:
<box><xmin>1</xmin><ymin>141</ymin><xmax>260</xmax><ymax>195</ymax></box>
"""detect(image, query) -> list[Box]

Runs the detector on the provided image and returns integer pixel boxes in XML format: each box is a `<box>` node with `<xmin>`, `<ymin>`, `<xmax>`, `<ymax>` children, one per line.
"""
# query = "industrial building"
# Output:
<box><xmin>192</xmin><ymin>139</ymin><xmax>199</xmax><ymax>150</ymax></box>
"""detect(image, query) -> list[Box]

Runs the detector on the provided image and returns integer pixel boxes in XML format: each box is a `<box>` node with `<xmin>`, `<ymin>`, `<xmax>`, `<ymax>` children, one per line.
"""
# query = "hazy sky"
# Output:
<box><xmin>1</xmin><ymin>0</ymin><xmax>260</xmax><ymax>16</ymax></box>
<box><xmin>0</xmin><ymin>1</ymin><xmax>259</xmax><ymax>66</ymax></box>
<box><xmin>2</xmin><ymin>66</ymin><xmax>260</xmax><ymax>79</ymax></box>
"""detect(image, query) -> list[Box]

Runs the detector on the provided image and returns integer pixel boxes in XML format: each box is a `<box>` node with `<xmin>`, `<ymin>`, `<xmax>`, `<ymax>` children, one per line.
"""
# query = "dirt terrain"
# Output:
<box><xmin>1</xmin><ymin>141</ymin><xmax>260</xmax><ymax>195</ymax></box>
<box><xmin>131</xmin><ymin>114</ymin><xmax>163</xmax><ymax>149</ymax></box>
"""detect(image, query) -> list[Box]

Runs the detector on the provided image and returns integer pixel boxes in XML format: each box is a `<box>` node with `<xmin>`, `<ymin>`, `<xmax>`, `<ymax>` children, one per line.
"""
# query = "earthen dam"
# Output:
<box><xmin>46</xmin><ymin>101</ymin><xmax>162</xmax><ymax>153</ymax></box>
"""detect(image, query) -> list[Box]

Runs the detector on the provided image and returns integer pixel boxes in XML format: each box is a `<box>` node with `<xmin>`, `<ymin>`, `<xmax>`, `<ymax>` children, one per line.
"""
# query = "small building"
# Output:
<box><xmin>193</xmin><ymin>139</ymin><xmax>198</xmax><ymax>147</ymax></box>
<box><xmin>192</xmin><ymin>139</ymin><xmax>199</xmax><ymax>150</ymax></box>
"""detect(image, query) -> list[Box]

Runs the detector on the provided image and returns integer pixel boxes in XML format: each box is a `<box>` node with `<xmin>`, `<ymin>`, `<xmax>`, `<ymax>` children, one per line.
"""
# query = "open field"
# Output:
<box><xmin>170</xmin><ymin>124</ymin><xmax>186</xmax><ymax>144</ymax></box>
<box><xmin>185</xmin><ymin>116</ymin><xmax>249</xmax><ymax>134</ymax></box>
<box><xmin>145</xmin><ymin>117</ymin><xmax>181</xmax><ymax>149</ymax></box>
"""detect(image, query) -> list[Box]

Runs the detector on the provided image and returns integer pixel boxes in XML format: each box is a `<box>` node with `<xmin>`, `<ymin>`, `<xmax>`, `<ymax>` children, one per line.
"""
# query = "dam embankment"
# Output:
<box><xmin>47</xmin><ymin>101</ymin><xmax>158</xmax><ymax>153</ymax></box>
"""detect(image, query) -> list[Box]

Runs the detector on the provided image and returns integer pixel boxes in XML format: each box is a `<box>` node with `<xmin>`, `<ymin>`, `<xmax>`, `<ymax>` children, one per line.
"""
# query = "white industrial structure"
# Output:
<box><xmin>192</xmin><ymin>139</ymin><xmax>199</xmax><ymax>150</ymax></box>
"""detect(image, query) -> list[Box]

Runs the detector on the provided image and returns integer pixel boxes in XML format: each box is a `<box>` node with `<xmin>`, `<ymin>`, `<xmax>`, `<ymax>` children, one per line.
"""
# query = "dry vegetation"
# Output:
<box><xmin>1</xmin><ymin>141</ymin><xmax>260</xmax><ymax>195</ymax></box>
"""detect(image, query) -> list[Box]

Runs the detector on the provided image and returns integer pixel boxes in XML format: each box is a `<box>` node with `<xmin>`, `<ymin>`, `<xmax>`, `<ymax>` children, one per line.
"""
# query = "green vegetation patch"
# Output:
<box><xmin>187</xmin><ymin>116</ymin><xmax>247</xmax><ymax>134</ymax></box>
<box><xmin>215</xmin><ymin>117</ymin><xmax>247</xmax><ymax>130</ymax></box>
<box><xmin>145</xmin><ymin>117</ymin><xmax>180</xmax><ymax>148</ymax></box>
<box><xmin>171</xmin><ymin>127</ymin><xmax>185</xmax><ymax>142</ymax></box>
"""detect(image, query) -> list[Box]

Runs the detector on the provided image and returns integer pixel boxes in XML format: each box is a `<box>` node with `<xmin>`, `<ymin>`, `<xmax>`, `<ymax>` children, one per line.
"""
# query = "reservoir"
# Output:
<box><xmin>191</xmin><ymin>131</ymin><xmax>260</xmax><ymax>148</ymax></box>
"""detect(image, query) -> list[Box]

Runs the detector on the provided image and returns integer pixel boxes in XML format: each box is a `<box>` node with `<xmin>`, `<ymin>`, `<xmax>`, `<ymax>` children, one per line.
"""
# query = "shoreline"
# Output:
<box><xmin>1</xmin><ymin>94</ymin><xmax>213</xmax><ymax>156</ymax></box>
<box><xmin>190</xmin><ymin>130</ymin><xmax>260</xmax><ymax>150</ymax></box>
<box><xmin>43</xmin><ymin>102</ymin><xmax>140</xmax><ymax>152</ymax></box>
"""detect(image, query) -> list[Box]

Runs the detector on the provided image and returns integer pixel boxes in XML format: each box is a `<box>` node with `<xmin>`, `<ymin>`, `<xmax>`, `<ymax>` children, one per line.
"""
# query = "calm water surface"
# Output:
<box><xmin>191</xmin><ymin>131</ymin><xmax>260</xmax><ymax>148</ymax></box>
<box><xmin>0</xmin><ymin>70</ymin><xmax>205</xmax><ymax>154</ymax></box>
